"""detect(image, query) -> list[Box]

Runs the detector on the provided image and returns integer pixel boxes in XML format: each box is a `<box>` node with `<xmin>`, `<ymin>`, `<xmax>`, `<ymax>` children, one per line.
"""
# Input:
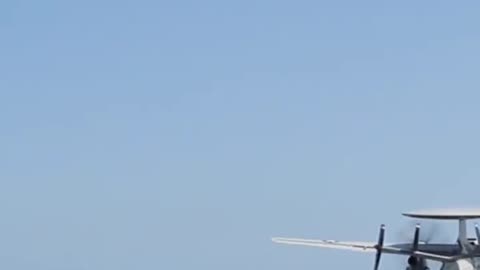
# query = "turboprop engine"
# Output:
<box><xmin>373</xmin><ymin>224</ymin><xmax>430</xmax><ymax>270</ymax></box>
<box><xmin>407</xmin><ymin>255</ymin><xmax>428</xmax><ymax>270</ymax></box>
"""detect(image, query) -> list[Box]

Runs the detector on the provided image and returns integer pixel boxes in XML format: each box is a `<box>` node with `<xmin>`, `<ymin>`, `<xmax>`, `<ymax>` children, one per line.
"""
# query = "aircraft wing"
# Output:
<box><xmin>272</xmin><ymin>237</ymin><xmax>377</xmax><ymax>252</ymax></box>
<box><xmin>272</xmin><ymin>237</ymin><xmax>460</xmax><ymax>261</ymax></box>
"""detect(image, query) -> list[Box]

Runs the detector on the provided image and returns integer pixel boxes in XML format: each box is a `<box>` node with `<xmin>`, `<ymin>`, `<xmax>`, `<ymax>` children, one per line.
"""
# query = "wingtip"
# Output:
<box><xmin>271</xmin><ymin>237</ymin><xmax>283</xmax><ymax>243</ymax></box>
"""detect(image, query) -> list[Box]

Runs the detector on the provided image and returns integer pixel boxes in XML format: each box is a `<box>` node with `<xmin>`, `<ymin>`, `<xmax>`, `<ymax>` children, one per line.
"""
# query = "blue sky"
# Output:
<box><xmin>2</xmin><ymin>1</ymin><xmax>480</xmax><ymax>269</ymax></box>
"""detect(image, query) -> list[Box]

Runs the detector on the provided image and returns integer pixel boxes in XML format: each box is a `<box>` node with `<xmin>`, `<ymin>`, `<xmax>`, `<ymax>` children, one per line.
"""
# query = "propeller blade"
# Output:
<box><xmin>475</xmin><ymin>223</ymin><xmax>480</xmax><ymax>242</ymax></box>
<box><xmin>374</xmin><ymin>251</ymin><xmax>381</xmax><ymax>270</ymax></box>
<box><xmin>374</xmin><ymin>224</ymin><xmax>385</xmax><ymax>270</ymax></box>
<box><xmin>413</xmin><ymin>224</ymin><xmax>420</xmax><ymax>251</ymax></box>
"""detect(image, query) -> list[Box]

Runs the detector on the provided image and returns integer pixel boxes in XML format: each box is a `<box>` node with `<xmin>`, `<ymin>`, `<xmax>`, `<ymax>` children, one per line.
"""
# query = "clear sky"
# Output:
<box><xmin>2</xmin><ymin>1</ymin><xmax>480</xmax><ymax>269</ymax></box>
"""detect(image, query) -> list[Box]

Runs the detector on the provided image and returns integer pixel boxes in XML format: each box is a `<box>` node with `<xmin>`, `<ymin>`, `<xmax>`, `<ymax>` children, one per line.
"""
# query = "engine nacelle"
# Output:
<box><xmin>408</xmin><ymin>256</ymin><xmax>418</xmax><ymax>266</ymax></box>
<box><xmin>407</xmin><ymin>256</ymin><xmax>428</xmax><ymax>270</ymax></box>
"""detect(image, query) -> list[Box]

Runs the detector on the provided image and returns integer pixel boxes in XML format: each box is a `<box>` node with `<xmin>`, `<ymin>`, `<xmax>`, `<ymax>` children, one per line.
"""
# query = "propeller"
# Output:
<box><xmin>396</xmin><ymin>220</ymin><xmax>447</xmax><ymax>244</ymax></box>
<box><xmin>373</xmin><ymin>224</ymin><xmax>385</xmax><ymax>270</ymax></box>
<box><xmin>397</xmin><ymin>223</ymin><xmax>430</xmax><ymax>270</ymax></box>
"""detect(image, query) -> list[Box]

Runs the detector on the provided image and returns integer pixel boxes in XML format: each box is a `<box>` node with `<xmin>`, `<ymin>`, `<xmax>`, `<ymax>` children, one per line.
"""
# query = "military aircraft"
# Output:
<box><xmin>272</xmin><ymin>209</ymin><xmax>480</xmax><ymax>270</ymax></box>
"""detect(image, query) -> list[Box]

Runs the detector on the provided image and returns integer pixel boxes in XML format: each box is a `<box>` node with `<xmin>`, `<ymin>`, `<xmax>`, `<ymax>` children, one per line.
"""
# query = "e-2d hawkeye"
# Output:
<box><xmin>273</xmin><ymin>209</ymin><xmax>480</xmax><ymax>270</ymax></box>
